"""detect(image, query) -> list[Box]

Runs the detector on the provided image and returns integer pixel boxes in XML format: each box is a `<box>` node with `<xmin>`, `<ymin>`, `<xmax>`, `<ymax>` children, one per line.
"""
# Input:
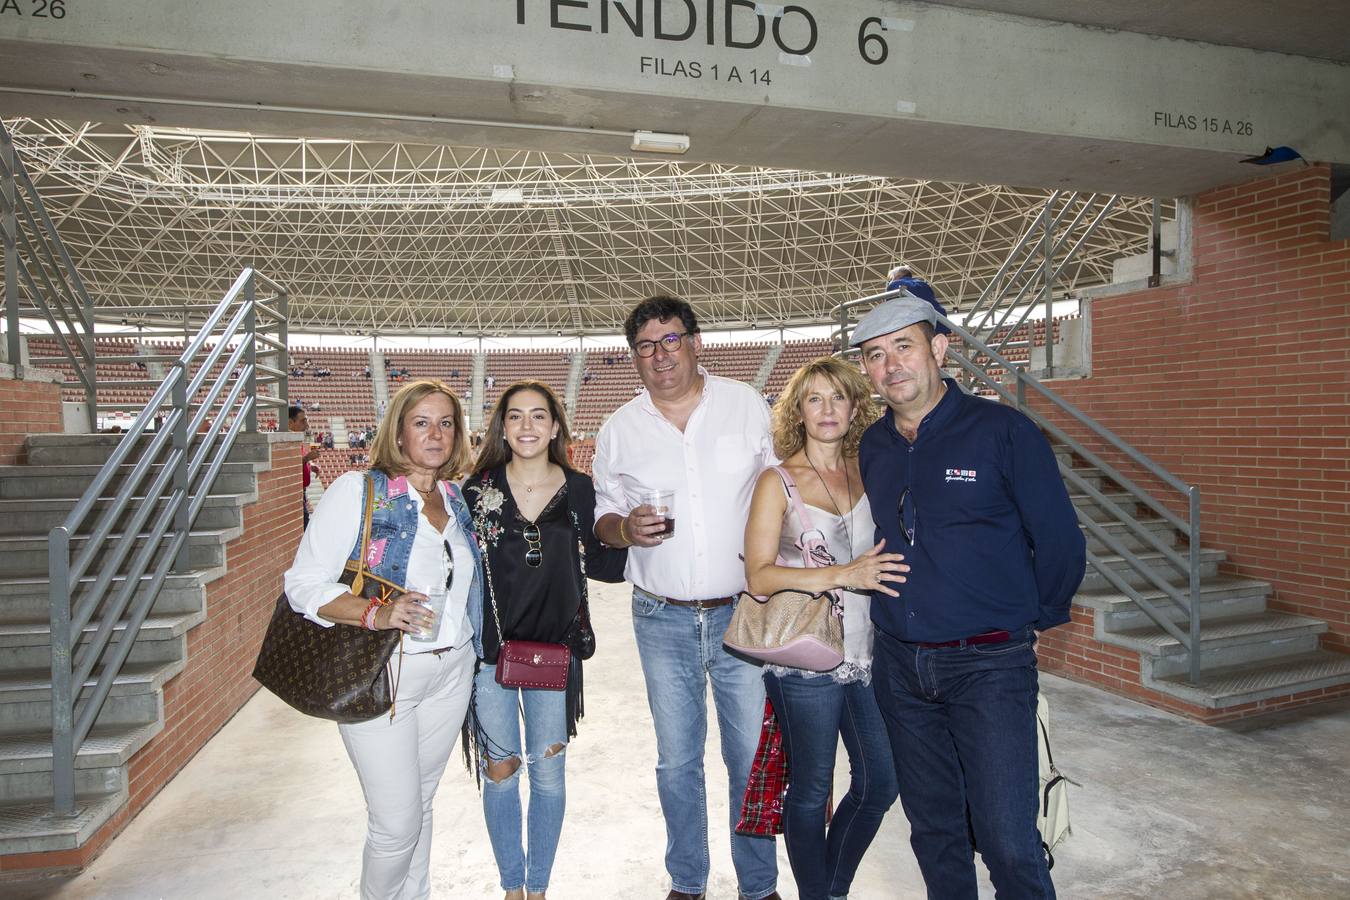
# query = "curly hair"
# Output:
<box><xmin>770</xmin><ymin>356</ymin><xmax>880</xmax><ymax>459</ymax></box>
<box><xmin>623</xmin><ymin>295</ymin><xmax>700</xmax><ymax>347</ymax></box>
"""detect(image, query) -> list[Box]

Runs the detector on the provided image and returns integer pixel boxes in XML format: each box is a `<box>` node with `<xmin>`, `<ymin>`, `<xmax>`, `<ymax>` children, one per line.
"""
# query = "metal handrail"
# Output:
<box><xmin>959</xmin><ymin>192</ymin><xmax>1121</xmax><ymax>387</ymax></box>
<box><xmin>47</xmin><ymin>267</ymin><xmax>289</xmax><ymax>816</ymax></box>
<box><xmin>832</xmin><ymin>297</ymin><xmax>1204</xmax><ymax>684</ymax></box>
<box><xmin>1</xmin><ymin>121</ymin><xmax>97</xmax><ymax>429</ymax></box>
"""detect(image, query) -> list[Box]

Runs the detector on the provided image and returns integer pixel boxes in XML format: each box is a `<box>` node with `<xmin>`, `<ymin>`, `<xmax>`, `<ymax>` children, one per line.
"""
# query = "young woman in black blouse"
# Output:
<box><xmin>463</xmin><ymin>380</ymin><xmax>626</xmax><ymax>900</ymax></box>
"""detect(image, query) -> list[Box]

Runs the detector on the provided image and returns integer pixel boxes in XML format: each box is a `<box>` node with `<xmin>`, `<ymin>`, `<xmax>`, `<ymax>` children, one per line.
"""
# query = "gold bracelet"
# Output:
<box><xmin>617</xmin><ymin>517</ymin><xmax>631</xmax><ymax>546</ymax></box>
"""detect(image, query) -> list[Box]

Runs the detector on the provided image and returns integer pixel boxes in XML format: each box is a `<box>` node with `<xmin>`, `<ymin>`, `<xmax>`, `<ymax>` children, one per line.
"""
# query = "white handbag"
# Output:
<box><xmin>1037</xmin><ymin>693</ymin><xmax>1074</xmax><ymax>859</ymax></box>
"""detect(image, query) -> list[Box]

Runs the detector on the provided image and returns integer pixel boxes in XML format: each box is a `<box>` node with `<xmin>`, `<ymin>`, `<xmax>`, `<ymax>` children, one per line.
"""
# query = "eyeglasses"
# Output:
<box><xmin>898</xmin><ymin>487</ymin><xmax>917</xmax><ymax>546</ymax></box>
<box><xmin>633</xmin><ymin>331</ymin><xmax>690</xmax><ymax>358</ymax></box>
<box><xmin>442</xmin><ymin>540</ymin><xmax>456</xmax><ymax>587</ymax></box>
<box><xmin>523</xmin><ymin>523</ymin><xmax>542</xmax><ymax>568</ymax></box>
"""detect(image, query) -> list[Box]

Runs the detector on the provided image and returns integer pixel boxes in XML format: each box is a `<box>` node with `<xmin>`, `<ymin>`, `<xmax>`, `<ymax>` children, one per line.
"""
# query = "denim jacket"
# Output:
<box><xmin>348</xmin><ymin>469</ymin><xmax>485</xmax><ymax>651</ymax></box>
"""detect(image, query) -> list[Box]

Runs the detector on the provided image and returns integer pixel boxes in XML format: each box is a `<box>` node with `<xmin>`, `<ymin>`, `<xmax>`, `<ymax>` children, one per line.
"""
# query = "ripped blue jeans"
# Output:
<box><xmin>473</xmin><ymin>663</ymin><xmax>569</xmax><ymax>894</ymax></box>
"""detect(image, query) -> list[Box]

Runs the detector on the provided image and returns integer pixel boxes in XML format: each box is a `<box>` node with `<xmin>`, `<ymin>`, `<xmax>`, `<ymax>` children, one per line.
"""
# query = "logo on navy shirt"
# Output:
<box><xmin>944</xmin><ymin>468</ymin><xmax>978</xmax><ymax>483</ymax></box>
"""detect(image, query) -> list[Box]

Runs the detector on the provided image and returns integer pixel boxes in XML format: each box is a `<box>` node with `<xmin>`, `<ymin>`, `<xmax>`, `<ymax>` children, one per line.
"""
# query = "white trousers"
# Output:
<box><xmin>338</xmin><ymin>642</ymin><xmax>476</xmax><ymax>900</ymax></box>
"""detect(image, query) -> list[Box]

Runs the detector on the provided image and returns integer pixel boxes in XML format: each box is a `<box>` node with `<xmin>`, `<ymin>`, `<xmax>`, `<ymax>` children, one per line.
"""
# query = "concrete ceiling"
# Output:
<box><xmin>934</xmin><ymin>1</ymin><xmax>1350</xmax><ymax>64</ymax></box>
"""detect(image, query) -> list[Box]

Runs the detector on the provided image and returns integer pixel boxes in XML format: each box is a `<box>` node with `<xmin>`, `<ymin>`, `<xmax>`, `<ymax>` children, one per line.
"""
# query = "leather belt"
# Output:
<box><xmin>914</xmin><ymin>630</ymin><xmax>1011</xmax><ymax>649</ymax></box>
<box><xmin>641</xmin><ymin>590</ymin><xmax>736</xmax><ymax>610</ymax></box>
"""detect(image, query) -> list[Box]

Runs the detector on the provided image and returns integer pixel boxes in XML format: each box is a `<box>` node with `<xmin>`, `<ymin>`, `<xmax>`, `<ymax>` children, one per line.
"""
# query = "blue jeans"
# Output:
<box><xmin>764</xmin><ymin>672</ymin><xmax>898</xmax><ymax>900</ymax></box>
<box><xmin>473</xmin><ymin>664</ymin><xmax>569</xmax><ymax>894</ymax></box>
<box><xmin>871</xmin><ymin>627</ymin><xmax>1054</xmax><ymax>900</ymax></box>
<box><xmin>632</xmin><ymin>587</ymin><xmax>778</xmax><ymax>899</ymax></box>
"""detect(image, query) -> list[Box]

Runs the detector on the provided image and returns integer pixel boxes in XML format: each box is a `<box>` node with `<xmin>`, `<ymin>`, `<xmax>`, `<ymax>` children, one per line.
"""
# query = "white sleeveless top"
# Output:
<box><xmin>767</xmin><ymin>487</ymin><xmax>877</xmax><ymax>685</ymax></box>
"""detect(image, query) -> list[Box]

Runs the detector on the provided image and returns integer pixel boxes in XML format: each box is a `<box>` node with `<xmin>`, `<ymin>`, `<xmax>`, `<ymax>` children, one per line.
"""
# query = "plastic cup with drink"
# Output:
<box><xmin>639</xmin><ymin>489</ymin><xmax>676</xmax><ymax>540</ymax></box>
<box><xmin>408</xmin><ymin>582</ymin><xmax>448</xmax><ymax>643</ymax></box>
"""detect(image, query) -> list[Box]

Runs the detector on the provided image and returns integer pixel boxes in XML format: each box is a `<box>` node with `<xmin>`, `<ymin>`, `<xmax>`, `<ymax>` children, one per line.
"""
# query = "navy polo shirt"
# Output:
<box><xmin>858</xmin><ymin>380</ymin><xmax>1086</xmax><ymax>643</ymax></box>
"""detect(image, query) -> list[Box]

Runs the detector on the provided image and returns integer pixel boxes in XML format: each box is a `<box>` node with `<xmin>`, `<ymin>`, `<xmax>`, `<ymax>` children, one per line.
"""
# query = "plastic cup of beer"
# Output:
<box><xmin>409</xmin><ymin>584</ymin><xmax>447</xmax><ymax>643</ymax></box>
<box><xmin>639</xmin><ymin>489</ymin><xmax>676</xmax><ymax>540</ymax></box>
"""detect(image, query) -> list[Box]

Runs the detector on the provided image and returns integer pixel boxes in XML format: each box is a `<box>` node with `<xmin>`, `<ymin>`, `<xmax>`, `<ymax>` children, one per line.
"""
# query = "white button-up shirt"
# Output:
<box><xmin>284</xmin><ymin>470</ymin><xmax>474</xmax><ymax>653</ymax></box>
<box><xmin>593</xmin><ymin>369</ymin><xmax>776</xmax><ymax>600</ymax></box>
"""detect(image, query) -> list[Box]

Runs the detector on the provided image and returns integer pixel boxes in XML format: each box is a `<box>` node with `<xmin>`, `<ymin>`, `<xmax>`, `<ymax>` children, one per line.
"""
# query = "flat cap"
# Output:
<box><xmin>848</xmin><ymin>293</ymin><xmax>937</xmax><ymax>347</ymax></box>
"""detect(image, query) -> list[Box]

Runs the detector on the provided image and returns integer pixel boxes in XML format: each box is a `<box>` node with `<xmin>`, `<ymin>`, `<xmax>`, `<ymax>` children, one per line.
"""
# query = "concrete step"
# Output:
<box><xmin>0</xmin><ymin>609</ymin><xmax>202</xmax><ymax>651</ymax></box>
<box><xmin>0</xmin><ymin>719</ymin><xmax>161</xmax><ymax>812</ymax></box>
<box><xmin>0</xmin><ymin>492</ymin><xmax>248</xmax><ymax>535</ymax></box>
<box><xmin>1081</xmin><ymin>547</ymin><xmax>1225</xmax><ymax>591</ymax></box>
<box><xmin>1102</xmin><ymin>611</ymin><xmax>1327</xmax><ymax>680</ymax></box>
<box><xmin>0</xmin><ymin>660</ymin><xmax>174</xmax><ymax>734</ymax></box>
<box><xmin>0</xmin><ymin>619</ymin><xmax>187</xmax><ymax>670</ymax></box>
<box><xmin>1148</xmin><ymin>649</ymin><xmax>1350</xmax><ymax>709</ymax></box>
<box><xmin>0</xmin><ymin>527</ymin><xmax>234</xmax><ymax>578</ymax></box>
<box><xmin>0</xmin><ymin>790</ymin><xmax>128</xmax><ymax>854</ymax></box>
<box><xmin>0</xmin><ymin>461</ymin><xmax>261</xmax><ymax>500</ymax></box>
<box><xmin>1083</xmin><ymin>518</ymin><xmax>1177</xmax><ymax>554</ymax></box>
<box><xmin>1069</xmin><ymin>489</ymin><xmax>1141</xmax><ymax>522</ymax></box>
<box><xmin>0</xmin><ymin>720</ymin><xmax>162</xmax><ymax>776</ymax></box>
<box><xmin>24</xmin><ymin>431</ymin><xmax>273</xmax><ymax>466</ymax></box>
<box><xmin>0</xmin><ymin>569</ymin><xmax>216</xmax><ymax>623</ymax></box>
<box><xmin>1076</xmin><ymin>574</ymin><xmax>1271</xmax><ymax>634</ymax></box>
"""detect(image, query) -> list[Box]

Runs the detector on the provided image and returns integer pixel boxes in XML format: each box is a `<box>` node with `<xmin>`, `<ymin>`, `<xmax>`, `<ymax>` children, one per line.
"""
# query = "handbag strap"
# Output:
<box><xmin>769</xmin><ymin>465</ymin><xmax>827</xmax><ymax>570</ymax></box>
<box><xmin>346</xmin><ymin>473</ymin><xmax>378</xmax><ymax>596</ymax></box>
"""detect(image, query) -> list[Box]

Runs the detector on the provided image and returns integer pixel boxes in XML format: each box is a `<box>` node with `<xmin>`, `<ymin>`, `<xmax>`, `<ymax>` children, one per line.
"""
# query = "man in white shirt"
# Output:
<box><xmin>593</xmin><ymin>296</ymin><xmax>780</xmax><ymax>900</ymax></box>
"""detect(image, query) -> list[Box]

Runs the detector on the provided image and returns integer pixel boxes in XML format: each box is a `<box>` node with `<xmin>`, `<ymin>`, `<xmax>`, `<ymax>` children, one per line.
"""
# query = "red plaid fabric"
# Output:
<box><xmin>736</xmin><ymin>697</ymin><xmax>788</xmax><ymax>836</ymax></box>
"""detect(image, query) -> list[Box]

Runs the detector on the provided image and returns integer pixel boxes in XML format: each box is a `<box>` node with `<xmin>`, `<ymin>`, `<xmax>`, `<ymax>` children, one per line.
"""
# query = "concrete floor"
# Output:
<box><xmin>8</xmin><ymin>580</ymin><xmax>1350</xmax><ymax>899</ymax></box>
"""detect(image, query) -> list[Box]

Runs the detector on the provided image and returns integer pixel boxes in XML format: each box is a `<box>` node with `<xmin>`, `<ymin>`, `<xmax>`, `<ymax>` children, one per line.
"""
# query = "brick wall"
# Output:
<box><xmin>1040</xmin><ymin>165</ymin><xmax>1350</xmax><ymax>656</ymax></box>
<box><xmin>122</xmin><ymin>439</ymin><xmax>301</xmax><ymax>814</ymax></box>
<box><xmin>0</xmin><ymin>365</ymin><xmax>65</xmax><ymax>465</ymax></box>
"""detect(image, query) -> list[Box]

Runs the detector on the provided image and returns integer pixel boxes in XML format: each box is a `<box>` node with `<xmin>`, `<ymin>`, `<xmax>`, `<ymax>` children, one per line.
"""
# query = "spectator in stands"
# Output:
<box><xmin>323</xmin><ymin>432</ymin><xmax>335</xmax><ymax>450</ymax></box>
<box><xmin>362</xmin><ymin>365</ymin><xmax>371</xmax><ymax>378</ymax></box>
<box><xmin>463</xmin><ymin>380</ymin><xmax>627</xmax><ymax>900</ymax></box>
<box><xmin>851</xmin><ymin>295</ymin><xmax>1084</xmax><ymax>898</ymax></box>
<box><xmin>288</xmin><ymin>405</ymin><xmax>322</xmax><ymax>528</ymax></box>
<box><xmin>591</xmin><ymin>295</ymin><xmax>781</xmax><ymax>900</ymax></box>
<box><xmin>581</xmin><ymin>369</ymin><xmax>592</xmax><ymax>384</ymax></box>
<box><xmin>886</xmin><ymin>264</ymin><xmax>952</xmax><ymax>336</ymax></box>
<box><xmin>283</xmin><ymin>379</ymin><xmax>480</xmax><ymax>900</ymax></box>
<box><xmin>486</xmin><ymin>374</ymin><xmax>496</xmax><ymax>390</ymax></box>
<box><xmin>742</xmin><ymin>356</ymin><xmax>904</xmax><ymax>900</ymax></box>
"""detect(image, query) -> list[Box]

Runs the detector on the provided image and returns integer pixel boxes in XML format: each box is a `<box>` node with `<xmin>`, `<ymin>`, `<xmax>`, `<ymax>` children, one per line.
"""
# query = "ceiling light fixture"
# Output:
<box><xmin>631</xmin><ymin>130</ymin><xmax>690</xmax><ymax>154</ymax></box>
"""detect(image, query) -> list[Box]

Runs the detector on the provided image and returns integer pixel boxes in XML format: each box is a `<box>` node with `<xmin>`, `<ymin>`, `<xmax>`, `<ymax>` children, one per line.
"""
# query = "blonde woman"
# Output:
<box><xmin>743</xmin><ymin>357</ymin><xmax>907</xmax><ymax>900</ymax></box>
<box><xmin>284</xmin><ymin>379</ymin><xmax>482</xmax><ymax>900</ymax></box>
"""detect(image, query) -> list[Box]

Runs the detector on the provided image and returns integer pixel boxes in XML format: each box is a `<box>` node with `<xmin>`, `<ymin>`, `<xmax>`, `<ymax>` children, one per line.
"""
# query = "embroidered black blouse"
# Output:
<box><xmin>464</xmin><ymin>466</ymin><xmax>627</xmax><ymax>665</ymax></box>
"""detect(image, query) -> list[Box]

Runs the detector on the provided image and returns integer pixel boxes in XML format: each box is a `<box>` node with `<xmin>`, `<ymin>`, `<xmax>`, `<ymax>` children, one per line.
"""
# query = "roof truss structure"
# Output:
<box><xmin>5</xmin><ymin>118</ymin><xmax>1163</xmax><ymax>336</ymax></box>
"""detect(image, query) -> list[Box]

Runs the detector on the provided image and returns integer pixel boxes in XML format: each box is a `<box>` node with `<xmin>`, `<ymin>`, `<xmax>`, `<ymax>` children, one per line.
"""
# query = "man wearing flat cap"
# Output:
<box><xmin>851</xmin><ymin>295</ymin><xmax>1085</xmax><ymax>899</ymax></box>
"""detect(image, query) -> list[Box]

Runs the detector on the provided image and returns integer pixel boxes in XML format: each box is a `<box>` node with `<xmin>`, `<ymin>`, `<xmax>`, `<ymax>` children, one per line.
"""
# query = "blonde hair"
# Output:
<box><xmin>369</xmin><ymin>380</ymin><xmax>470</xmax><ymax>480</ymax></box>
<box><xmin>771</xmin><ymin>356</ymin><xmax>879</xmax><ymax>459</ymax></box>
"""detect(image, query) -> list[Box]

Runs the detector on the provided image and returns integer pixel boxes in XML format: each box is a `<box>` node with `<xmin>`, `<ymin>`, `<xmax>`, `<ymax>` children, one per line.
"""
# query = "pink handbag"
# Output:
<box><xmin>723</xmin><ymin>466</ymin><xmax>845</xmax><ymax>672</ymax></box>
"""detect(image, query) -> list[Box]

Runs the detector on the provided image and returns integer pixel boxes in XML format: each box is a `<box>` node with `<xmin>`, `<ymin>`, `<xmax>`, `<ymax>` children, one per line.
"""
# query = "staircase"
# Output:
<box><xmin>752</xmin><ymin>343</ymin><xmax>784</xmax><ymax>393</ymax></box>
<box><xmin>0</xmin><ymin>433</ymin><xmax>273</xmax><ymax>856</ymax></box>
<box><xmin>1054</xmin><ymin>446</ymin><xmax>1350</xmax><ymax>714</ymax></box>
